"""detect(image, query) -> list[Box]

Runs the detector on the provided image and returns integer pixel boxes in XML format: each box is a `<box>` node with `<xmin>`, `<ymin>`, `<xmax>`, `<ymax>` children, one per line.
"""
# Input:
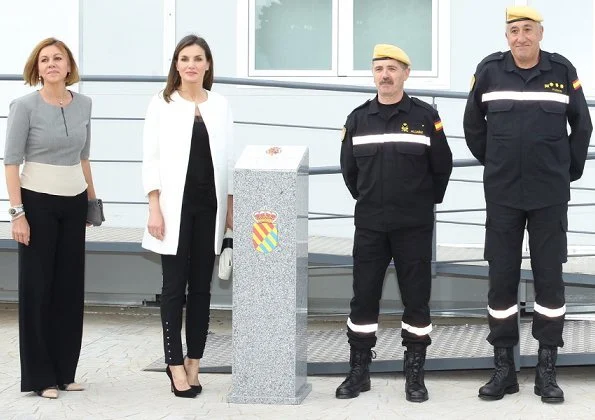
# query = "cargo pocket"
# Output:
<box><xmin>539</xmin><ymin>101</ymin><xmax>567</xmax><ymax>137</ymax></box>
<box><xmin>353</xmin><ymin>144</ymin><xmax>378</xmax><ymax>158</ymax></box>
<box><xmin>395</xmin><ymin>142</ymin><xmax>428</xmax><ymax>178</ymax></box>
<box><xmin>483</xmin><ymin>216</ymin><xmax>493</xmax><ymax>261</ymax></box>
<box><xmin>559</xmin><ymin>214</ymin><xmax>568</xmax><ymax>263</ymax></box>
<box><xmin>487</xmin><ymin>101</ymin><xmax>514</xmax><ymax>137</ymax></box>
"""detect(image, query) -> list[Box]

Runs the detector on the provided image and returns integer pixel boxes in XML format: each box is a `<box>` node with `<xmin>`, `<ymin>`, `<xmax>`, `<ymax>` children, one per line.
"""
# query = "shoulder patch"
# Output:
<box><xmin>341</xmin><ymin>126</ymin><xmax>346</xmax><ymax>142</ymax></box>
<box><xmin>470</xmin><ymin>75</ymin><xmax>476</xmax><ymax>90</ymax></box>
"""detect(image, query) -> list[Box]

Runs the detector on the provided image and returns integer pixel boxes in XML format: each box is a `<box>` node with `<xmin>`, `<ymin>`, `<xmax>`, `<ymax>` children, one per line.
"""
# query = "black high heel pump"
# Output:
<box><xmin>166</xmin><ymin>365</ymin><xmax>198</xmax><ymax>398</ymax></box>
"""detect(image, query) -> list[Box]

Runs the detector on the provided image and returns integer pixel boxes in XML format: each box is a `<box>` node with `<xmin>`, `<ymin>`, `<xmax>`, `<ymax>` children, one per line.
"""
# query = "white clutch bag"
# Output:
<box><xmin>218</xmin><ymin>228</ymin><xmax>233</xmax><ymax>280</ymax></box>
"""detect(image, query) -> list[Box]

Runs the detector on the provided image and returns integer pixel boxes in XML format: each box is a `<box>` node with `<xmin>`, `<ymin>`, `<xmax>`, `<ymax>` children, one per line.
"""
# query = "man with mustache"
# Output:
<box><xmin>464</xmin><ymin>6</ymin><xmax>592</xmax><ymax>403</ymax></box>
<box><xmin>338</xmin><ymin>44</ymin><xmax>453</xmax><ymax>402</ymax></box>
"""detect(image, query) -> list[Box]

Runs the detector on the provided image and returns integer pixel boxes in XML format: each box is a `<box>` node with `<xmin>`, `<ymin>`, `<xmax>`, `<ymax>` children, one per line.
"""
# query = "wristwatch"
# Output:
<box><xmin>8</xmin><ymin>206</ymin><xmax>24</xmax><ymax>217</ymax></box>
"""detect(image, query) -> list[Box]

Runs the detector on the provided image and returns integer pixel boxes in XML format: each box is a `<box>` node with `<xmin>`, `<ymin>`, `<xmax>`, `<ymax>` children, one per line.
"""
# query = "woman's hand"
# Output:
<box><xmin>11</xmin><ymin>216</ymin><xmax>30</xmax><ymax>246</ymax></box>
<box><xmin>147</xmin><ymin>207</ymin><xmax>165</xmax><ymax>240</ymax></box>
<box><xmin>226</xmin><ymin>195</ymin><xmax>233</xmax><ymax>229</ymax></box>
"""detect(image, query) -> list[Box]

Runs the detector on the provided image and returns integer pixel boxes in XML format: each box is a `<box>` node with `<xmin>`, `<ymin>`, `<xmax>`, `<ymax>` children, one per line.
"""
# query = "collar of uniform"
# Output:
<box><xmin>368</xmin><ymin>93</ymin><xmax>412</xmax><ymax>115</ymax></box>
<box><xmin>504</xmin><ymin>49</ymin><xmax>552</xmax><ymax>72</ymax></box>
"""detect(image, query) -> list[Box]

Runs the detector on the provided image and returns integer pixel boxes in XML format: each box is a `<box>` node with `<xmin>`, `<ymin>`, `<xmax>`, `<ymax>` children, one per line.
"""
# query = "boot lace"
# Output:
<box><xmin>344</xmin><ymin>350</ymin><xmax>376</xmax><ymax>384</ymax></box>
<box><xmin>541</xmin><ymin>354</ymin><xmax>558</xmax><ymax>386</ymax></box>
<box><xmin>405</xmin><ymin>353</ymin><xmax>424</xmax><ymax>385</ymax></box>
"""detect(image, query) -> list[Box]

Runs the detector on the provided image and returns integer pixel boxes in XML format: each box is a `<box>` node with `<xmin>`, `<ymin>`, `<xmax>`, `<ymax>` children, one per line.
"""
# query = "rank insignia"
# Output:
<box><xmin>252</xmin><ymin>210</ymin><xmax>279</xmax><ymax>253</ymax></box>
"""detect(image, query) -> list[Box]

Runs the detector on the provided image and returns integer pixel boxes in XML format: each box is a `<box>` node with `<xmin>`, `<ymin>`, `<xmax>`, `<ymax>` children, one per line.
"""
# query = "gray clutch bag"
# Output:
<box><xmin>87</xmin><ymin>198</ymin><xmax>105</xmax><ymax>226</ymax></box>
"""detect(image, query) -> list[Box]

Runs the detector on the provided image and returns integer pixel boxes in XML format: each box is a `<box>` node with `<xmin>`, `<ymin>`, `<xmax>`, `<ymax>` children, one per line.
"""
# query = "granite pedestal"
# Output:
<box><xmin>228</xmin><ymin>145</ymin><xmax>311</xmax><ymax>404</ymax></box>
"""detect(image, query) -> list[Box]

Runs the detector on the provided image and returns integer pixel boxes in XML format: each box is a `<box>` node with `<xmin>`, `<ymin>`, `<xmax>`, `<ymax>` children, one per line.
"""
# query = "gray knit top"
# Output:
<box><xmin>4</xmin><ymin>91</ymin><xmax>92</xmax><ymax>196</ymax></box>
<box><xmin>4</xmin><ymin>91</ymin><xmax>92</xmax><ymax>165</ymax></box>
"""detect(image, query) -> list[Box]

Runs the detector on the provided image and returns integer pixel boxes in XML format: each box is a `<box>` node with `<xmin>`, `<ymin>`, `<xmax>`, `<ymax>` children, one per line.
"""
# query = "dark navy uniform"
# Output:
<box><xmin>340</xmin><ymin>94</ymin><xmax>452</xmax><ymax>350</ymax></box>
<box><xmin>463</xmin><ymin>50</ymin><xmax>593</xmax><ymax>348</ymax></box>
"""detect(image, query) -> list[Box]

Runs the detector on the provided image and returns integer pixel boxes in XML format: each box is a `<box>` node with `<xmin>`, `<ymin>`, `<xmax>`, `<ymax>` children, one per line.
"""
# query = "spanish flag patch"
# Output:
<box><xmin>572</xmin><ymin>79</ymin><xmax>581</xmax><ymax>90</ymax></box>
<box><xmin>434</xmin><ymin>119</ymin><xmax>443</xmax><ymax>131</ymax></box>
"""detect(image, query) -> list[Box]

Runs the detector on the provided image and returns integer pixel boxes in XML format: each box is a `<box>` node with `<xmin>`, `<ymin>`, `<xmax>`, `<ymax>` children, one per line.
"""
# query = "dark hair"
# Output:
<box><xmin>23</xmin><ymin>37</ymin><xmax>80</xmax><ymax>86</ymax></box>
<box><xmin>163</xmin><ymin>35</ymin><xmax>213</xmax><ymax>103</ymax></box>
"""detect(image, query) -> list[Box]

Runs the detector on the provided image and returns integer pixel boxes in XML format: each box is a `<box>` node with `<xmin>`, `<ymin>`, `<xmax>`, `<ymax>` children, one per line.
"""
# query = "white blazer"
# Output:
<box><xmin>141</xmin><ymin>90</ymin><xmax>234</xmax><ymax>255</ymax></box>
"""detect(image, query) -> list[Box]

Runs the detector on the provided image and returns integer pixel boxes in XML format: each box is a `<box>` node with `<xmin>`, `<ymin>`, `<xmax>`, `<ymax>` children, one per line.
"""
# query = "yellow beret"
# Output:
<box><xmin>506</xmin><ymin>6</ymin><xmax>543</xmax><ymax>23</ymax></box>
<box><xmin>372</xmin><ymin>44</ymin><xmax>411</xmax><ymax>66</ymax></box>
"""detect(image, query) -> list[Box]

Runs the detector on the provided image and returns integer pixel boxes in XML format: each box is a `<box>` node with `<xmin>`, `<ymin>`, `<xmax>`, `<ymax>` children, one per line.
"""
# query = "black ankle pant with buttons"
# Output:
<box><xmin>18</xmin><ymin>188</ymin><xmax>88</xmax><ymax>392</ymax></box>
<box><xmin>160</xmin><ymin>203</ymin><xmax>216</xmax><ymax>365</ymax></box>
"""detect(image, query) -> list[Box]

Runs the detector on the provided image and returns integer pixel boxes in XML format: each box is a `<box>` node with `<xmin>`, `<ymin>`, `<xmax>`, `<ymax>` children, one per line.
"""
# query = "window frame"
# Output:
<box><xmin>239</xmin><ymin>0</ymin><xmax>451</xmax><ymax>89</ymax></box>
<box><xmin>337</xmin><ymin>0</ymin><xmax>439</xmax><ymax>78</ymax></box>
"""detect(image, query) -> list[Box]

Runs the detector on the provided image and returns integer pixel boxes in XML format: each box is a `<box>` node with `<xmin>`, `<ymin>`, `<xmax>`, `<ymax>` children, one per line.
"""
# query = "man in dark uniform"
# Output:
<box><xmin>464</xmin><ymin>6</ymin><xmax>592</xmax><ymax>403</ymax></box>
<box><xmin>337</xmin><ymin>44</ymin><xmax>453</xmax><ymax>402</ymax></box>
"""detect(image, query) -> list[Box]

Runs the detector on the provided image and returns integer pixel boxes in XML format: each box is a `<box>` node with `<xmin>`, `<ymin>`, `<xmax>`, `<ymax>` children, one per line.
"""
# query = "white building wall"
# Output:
<box><xmin>1</xmin><ymin>0</ymin><xmax>594</xmax><ymax>246</ymax></box>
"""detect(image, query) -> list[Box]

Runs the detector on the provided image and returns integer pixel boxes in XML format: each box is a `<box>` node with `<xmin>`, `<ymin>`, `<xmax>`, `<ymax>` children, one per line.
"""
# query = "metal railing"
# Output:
<box><xmin>2</xmin><ymin>73</ymin><xmax>595</xmax><ymax>286</ymax></box>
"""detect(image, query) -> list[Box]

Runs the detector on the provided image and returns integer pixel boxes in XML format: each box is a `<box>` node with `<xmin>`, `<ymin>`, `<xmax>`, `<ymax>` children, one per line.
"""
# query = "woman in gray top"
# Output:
<box><xmin>4</xmin><ymin>38</ymin><xmax>98</xmax><ymax>399</ymax></box>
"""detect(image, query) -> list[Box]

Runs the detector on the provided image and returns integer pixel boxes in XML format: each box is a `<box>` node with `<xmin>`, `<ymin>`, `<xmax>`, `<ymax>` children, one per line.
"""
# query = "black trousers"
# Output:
<box><xmin>18</xmin><ymin>188</ymin><xmax>87</xmax><ymax>392</ymax></box>
<box><xmin>485</xmin><ymin>201</ymin><xmax>567</xmax><ymax>348</ymax></box>
<box><xmin>160</xmin><ymin>204</ymin><xmax>216</xmax><ymax>365</ymax></box>
<box><xmin>347</xmin><ymin>224</ymin><xmax>434</xmax><ymax>350</ymax></box>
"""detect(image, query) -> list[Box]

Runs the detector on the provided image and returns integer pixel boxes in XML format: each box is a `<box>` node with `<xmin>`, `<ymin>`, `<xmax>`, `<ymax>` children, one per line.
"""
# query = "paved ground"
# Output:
<box><xmin>1</xmin><ymin>304</ymin><xmax>594</xmax><ymax>420</ymax></box>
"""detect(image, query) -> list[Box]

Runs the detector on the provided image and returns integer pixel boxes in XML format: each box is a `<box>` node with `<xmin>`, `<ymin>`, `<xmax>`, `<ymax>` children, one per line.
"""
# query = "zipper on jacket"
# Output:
<box><xmin>60</xmin><ymin>107</ymin><xmax>69</xmax><ymax>136</ymax></box>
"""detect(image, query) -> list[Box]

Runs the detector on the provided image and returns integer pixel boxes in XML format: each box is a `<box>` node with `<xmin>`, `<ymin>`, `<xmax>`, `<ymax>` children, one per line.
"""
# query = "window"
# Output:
<box><xmin>242</xmin><ymin>0</ymin><xmax>450</xmax><ymax>87</ymax></box>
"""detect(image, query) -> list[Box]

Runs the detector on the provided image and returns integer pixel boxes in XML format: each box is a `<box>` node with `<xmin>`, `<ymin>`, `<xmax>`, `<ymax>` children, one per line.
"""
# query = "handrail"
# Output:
<box><xmin>2</xmin><ymin>73</ymin><xmax>594</xmax><ymax>105</ymax></box>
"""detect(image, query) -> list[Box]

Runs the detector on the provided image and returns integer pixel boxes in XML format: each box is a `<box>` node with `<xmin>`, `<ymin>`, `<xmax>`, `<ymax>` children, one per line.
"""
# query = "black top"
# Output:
<box><xmin>463</xmin><ymin>50</ymin><xmax>593</xmax><ymax>210</ymax></box>
<box><xmin>340</xmin><ymin>94</ymin><xmax>453</xmax><ymax>231</ymax></box>
<box><xmin>182</xmin><ymin>116</ymin><xmax>217</xmax><ymax>210</ymax></box>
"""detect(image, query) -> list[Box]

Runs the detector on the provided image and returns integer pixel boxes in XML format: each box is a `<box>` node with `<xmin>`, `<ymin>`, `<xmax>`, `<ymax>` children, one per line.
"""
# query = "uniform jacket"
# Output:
<box><xmin>340</xmin><ymin>94</ymin><xmax>453</xmax><ymax>231</ymax></box>
<box><xmin>463</xmin><ymin>50</ymin><xmax>593</xmax><ymax>210</ymax></box>
<box><xmin>142</xmin><ymin>90</ymin><xmax>234</xmax><ymax>255</ymax></box>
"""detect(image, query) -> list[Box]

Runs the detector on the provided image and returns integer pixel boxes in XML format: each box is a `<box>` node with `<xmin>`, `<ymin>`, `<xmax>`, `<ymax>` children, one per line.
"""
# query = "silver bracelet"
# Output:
<box><xmin>11</xmin><ymin>212</ymin><xmax>26</xmax><ymax>222</ymax></box>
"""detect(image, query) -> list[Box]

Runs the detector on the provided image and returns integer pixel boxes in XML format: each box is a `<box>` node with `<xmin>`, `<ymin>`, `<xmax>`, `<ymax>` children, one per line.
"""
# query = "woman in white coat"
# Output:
<box><xmin>142</xmin><ymin>35</ymin><xmax>234</xmax><ymax>398</ymax></box>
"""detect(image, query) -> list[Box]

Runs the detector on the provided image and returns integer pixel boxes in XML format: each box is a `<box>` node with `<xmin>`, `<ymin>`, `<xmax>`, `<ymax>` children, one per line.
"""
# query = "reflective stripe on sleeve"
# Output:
<box><xmin>401</xmin><ymin>321</ymin><xmax>432</xmax><ymax>336</ymax></box>
<box><xmin>487</xmin><ymin>304</ymin><xmax>518</xmax><ymax>319</ymax></box>
<box><xmin>347</xmin><ymin>317</ymin><xmax>378</xmax><ymax>334</ymax></box>
<box><xmin>352</xmin><ymin>133</ymin><xmax>430</xmax><ymax>146</ymax></box>
<box><xmin>534</xmin><ymin>303</ymin><xmax>566</xmax><ymax>318</ymax></box>
<box><xmin>482</xmin><ymin>91</ymin><xmax>569</xmax><ymax>104</ymax></box>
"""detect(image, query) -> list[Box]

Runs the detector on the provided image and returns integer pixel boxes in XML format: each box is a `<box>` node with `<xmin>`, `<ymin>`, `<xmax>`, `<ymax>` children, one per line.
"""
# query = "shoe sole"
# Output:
<box><xmin>478</xmin><ymin>384</ymin><xmax>519</xmax><ymax>401</ymax></box>
<box><xmin>335</xmin><ymin>382</ymin><xmax>371</xmax><ymax>399</ymax></box>
<box><xmin>534</xmin><ymin>386</ymin><xmax>564</xmax><ymax>403</ymax></box>
<box><xmin>406</xmin><ymin>394</ymin><xmax>429</xmax><ymax>403</ymax></box>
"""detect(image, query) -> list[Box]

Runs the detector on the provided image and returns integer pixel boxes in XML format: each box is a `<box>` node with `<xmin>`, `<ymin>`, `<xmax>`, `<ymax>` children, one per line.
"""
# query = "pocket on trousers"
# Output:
<box><xmin>559</xmin><ymin>214</ymin><xmax>568</xmax><ymax>263</ymax></box>
<box><xmin>483</xmin><ymin>216</ymin><xmax>491</xmax><ymax>261</ymax></box>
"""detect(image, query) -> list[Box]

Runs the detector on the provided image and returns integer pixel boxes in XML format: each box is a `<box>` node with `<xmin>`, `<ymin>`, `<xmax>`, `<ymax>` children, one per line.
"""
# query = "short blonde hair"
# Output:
<box><xmin>23</xmin><ymin>38</ymin><xmax>80</xmax><ymax>86</ymax></box>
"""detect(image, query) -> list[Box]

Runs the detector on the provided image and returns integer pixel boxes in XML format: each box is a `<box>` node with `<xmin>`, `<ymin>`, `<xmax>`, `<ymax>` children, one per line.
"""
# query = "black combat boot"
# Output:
<box><xmin>534</xmin><ymin>345</ymin><xmax>564</xmax><ymax>403</ymax></box>
<box><xmin>335</xmin><ymin>347</ymin><xmax>374</xmax><ymax>399</ymax></box>
<box><xmin>478</xmin><ymin>347</ymin><xmax>519</xmax><ymax>400</ymax></box>
<box><xmin>404</xmin><ymin>349</ymin><xmax>428</xmax><ymax>402</ymax></box>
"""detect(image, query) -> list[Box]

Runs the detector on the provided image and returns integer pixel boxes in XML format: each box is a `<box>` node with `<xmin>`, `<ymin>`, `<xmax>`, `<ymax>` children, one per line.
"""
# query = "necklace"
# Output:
<box><xmin>42</xmin><ymin>88</ymin><xmax>68</xmax><ymax>106</ymax></box>
<box><xmin>57</xmin><ymin>90</ymin><xmax>68</xmax><ymax>106</ymax></box>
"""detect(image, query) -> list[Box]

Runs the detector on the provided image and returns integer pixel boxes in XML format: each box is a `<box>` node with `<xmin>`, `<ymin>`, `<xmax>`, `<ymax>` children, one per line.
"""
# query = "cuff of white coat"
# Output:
<box><xmin>143</xmin><ymin>180</ymin><xmax>161</xmax><ymax>196</ymax></box>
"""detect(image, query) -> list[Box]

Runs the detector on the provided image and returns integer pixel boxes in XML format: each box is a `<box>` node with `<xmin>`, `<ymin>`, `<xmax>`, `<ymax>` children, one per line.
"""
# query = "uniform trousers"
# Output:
<box><xmin>347</xmin><ymin>224</ymin><xmax>434</xmax><ymax>350</ymax></box>
<box><xmin>485</xmin><ymin>201</ymin><xmax>567</xmax><ymax>348</ymax></box>
<box><xmin>160</xmin><ymin>202</ymin><xmax>216</xmax><ymax>365</ymax></box>
<box><xmin>18</xmin><ymin>188</ymin><xmax>88</xmax><ymax>392</ymax></box>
